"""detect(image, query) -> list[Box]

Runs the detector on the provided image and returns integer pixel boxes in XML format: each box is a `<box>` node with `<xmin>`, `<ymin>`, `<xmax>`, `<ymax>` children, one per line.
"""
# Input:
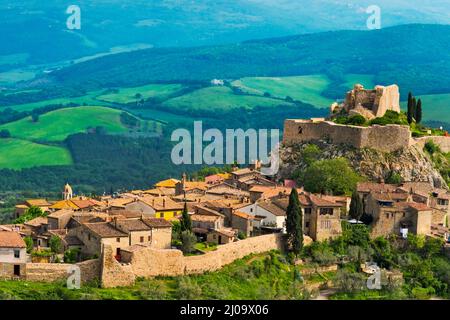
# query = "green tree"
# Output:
<box><xmin>349</xmin><ymin>191</ymin><xmax>363</xmax><ymax>220</ymax></box>
<box><xmin>301</xmin><ymin>158</ymin><xmax>360</xmax><ymax>195</ymax></box>
<box><xmin>0</xmin><ymin>129</ymin><xmax>11</xmax><ymax>138</ymax></box>
<box><xmin>14</xmin><ymin>206</ymin><xmax>45</xmax><ymax>224</ymax></box>
<box><xmin>180</xmin><ymin>202</ymin><xmax>192</xmax><ymax>233</ymax></box>
<box><xmin>407</xmin><ymin>92</ymin><xmax>413</xmax><ymax>124</ymax></box>
<box><xmin>49</xmin><ymin>235</ymin><xmax>62</xmax><ymax>253</ymax></box>
<box><xmin>416</xmin><ymin>99</ymin><xmax>422</xmax><ymax>123</ymax></box>
<box><xmin>285</xmin><ymin>188</ymin><xmax>303</xmax><ymax>256</ymax></box>
<box><xmin>24</xmin><ymin>236</ymin><xmax>34</xmax><ymax>254</ymax></box>
<box><xmin>411</xmin><ymin>97</ymin><xmax>417</xmax><ymax>122</ymax></box>
<box><xmin>181</xmin><ymin>231</ymin><xmax>197</xmax><ymax>254</ymax></box>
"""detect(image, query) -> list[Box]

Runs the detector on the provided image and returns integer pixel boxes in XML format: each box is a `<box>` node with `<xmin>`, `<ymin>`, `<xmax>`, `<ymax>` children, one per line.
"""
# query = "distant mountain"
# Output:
<box><xmin>48</xmin><ymin>24</ymin><xmax>450</xmax><ymax>97</ymax></box>
<box><xmin>1</xmin><ymin>1</ymin><xmax>449</xmax><ymax>66</ymax></box>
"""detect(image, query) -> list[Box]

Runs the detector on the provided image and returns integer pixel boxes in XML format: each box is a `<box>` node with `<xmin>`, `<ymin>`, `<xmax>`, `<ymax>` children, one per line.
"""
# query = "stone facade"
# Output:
<box><xmin>283</xmin><ymin>119</ymin><xmax>412</xmax><ymax>153</ymax></box>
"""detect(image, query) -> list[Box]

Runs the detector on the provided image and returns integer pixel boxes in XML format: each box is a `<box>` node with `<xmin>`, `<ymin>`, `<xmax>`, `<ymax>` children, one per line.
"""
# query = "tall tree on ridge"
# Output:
<box><xmin>286</xmin><ymin>188</ymin><xmax>303</xmax><ymax>256</ymax></box>
<box><xmin>180</xmin><ymin>201</ymin><xmax>192</xmax><ymax>233</ymax></box>
<box><xmin>416</xmin><ymin>99</ymin><xmax>422</xmax><ymax>124</ymax></box>
<box><xmin>407</xmin><ymin>92</ymin><xmax>413</xmax><ymax>124</ymax></box>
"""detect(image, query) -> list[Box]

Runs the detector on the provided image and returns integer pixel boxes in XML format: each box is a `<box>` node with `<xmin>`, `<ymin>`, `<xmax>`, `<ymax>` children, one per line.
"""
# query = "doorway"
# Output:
<box><xmin>13</xmin><ymin>265</ymin><xmax>20</xmax><ymax>277</ymax></box>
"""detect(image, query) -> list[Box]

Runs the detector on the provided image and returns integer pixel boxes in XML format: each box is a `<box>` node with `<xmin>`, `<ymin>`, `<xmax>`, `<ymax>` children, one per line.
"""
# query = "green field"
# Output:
<box><xmin>343</xmin><ymin>74</ymin><xmax>375</xmax><ymax>90</ymax></box>
<box><xmin>400</xmin><ymin>93</ymin><xmax>450</xmax><ymax>124</ymax></box>
<box><xmin>0</xmin><ymin>138</ymin><xmax>72</xmax><ymax>169</ymax></box>
<box><xmin>97</xmin><ymin>83</ymin><xmax>186</xmax><ymax>104</ymax></box>
<box><xmin>231</xmin><ymin>75</ymin><xmax>334</xmax><ymax>108</ymax></box>
<box><xmin>0</xmin><ymin>106</ymin><xmax>130</xmax><ymax>142</ymax></box>
<box><xmin>0</xmin><ymin>70</ymin><xmax>36</xmax><ymax>85</ymax></box>
<box><xmin>163</xmin><ymin>86</ymin><xmax>294</xmax><ymax>112</ymax></box>
<box><xmin>1</xmin><ymin>91</ymin><xmax>111</xmax><ymax>112</ymax></box>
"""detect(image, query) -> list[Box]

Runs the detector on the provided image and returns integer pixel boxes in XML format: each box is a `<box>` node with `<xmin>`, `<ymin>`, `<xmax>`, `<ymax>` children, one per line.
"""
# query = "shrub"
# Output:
<box><xmin>176</xmin><ymin>278</ymin><xmax>202</xmax><ymax>300</ymax></box>
<box><xmin>424</xmin><ymin>140</ymin><xmax>441</xmax><ymax>155</ymax></box>
<box><xmin>181</xmin><ymin>231</ymin><xmax>197</xmax><ymax>254</ymax></box>
<box><xmin>346</xmin><ymin>115</ymin><xmax>366</xmax><ymax>126</ymax></box>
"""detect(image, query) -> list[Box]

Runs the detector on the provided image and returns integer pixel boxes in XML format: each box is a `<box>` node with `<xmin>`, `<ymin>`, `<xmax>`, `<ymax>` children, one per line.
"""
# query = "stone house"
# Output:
<box><xmin>231</xmin><ymin>211</ymin><xmax>254</xmax><ymax>237</ymax></box>
<box><xmin>74</xmin><ymin>222</ymin><xmax>129</xmax><ymax>259</ymax></box>
<box><xmin>141</xmin><ymin>218</ymin><xmax>172</xmax><ymax>249</ymax></box>
<box><xmin>206</xmin><ymin>228</ymin><xmax>236</xmax><ymax>245</ymax></box>
<box><xmin>125</xmin><ymin>196</ymin><xmax>183</xmax><ymax>220</ymax></box>
<box><xmin>239</xmin><ymin>200</ymin><xmax>287</xmax><ymax>231</ymax></box>
<box><xmin>0</xmin><ymin>231</ymin><xmax>27</xmax><ymax>279</ymax></box>
<box><xmin>47</xmin><ymin>209</ymin><xmax>74</xmax><ymax>230</ymax></box>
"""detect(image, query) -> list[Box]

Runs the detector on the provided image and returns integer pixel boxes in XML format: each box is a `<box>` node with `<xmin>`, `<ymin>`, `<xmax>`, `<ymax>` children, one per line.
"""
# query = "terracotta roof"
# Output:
<box><xmin>372</xmin><ymin>192</ymin><xmax>409</xmax><ymax>202</ymax></box>
<box><xmin>407</xmin><ymin>202</ymin><xmax>431</xmax><ymax>211</ymax></box>
<box><xmin>24</xmin><ymin>216</ymin><xmax>48</xmax><ymax>227</ymax></box>
<box><xmin>108</xmin><ymin>198</ymin><xmax>135</xmax><ymax>208</ymax></box>
<box><xmin>309</xmin><ymin>194</ymin><xmax>343</xmax><ymax>207</ymax></box>
<box><xmin>192</xmin><ymin>227</ymin><xmax>209</xmax><ymax>234</ymax></box>
<box><xmin>63</xmin><ymin>235</ymin><xmax>84</xmax><ymax>246</ymax></box>
<box><xmin>139</xmin><ymin>196</ymin><xmax>183</xmax><ymax>211</ymax></box>
<box><xmin>154</xmin><ymin>178</ymin><xmax>180</xmax><ymax>188</ymax></box>
<box><xmin>143</xmin><ymin>187</ymin><xmax>175</xmax><ymax>196</ymax></box>
<box><xmin>25</xmin><ymin>199</ymin><xmax>52</xmax><ymax>207</ymax></box>
<box><xmin>0</xmin><ymin>231</ymin><xmax>26</xmax><ymax>248</ymax></box>
<box><xmin>357</xmin><ymin>182</ymin><xmax>397</xmax><ymax>193</ymax></box>
<box><xmin>191</xmin><ymin>214</ymin><xmax>221</xmax><ymax>222</ymax></box>
<box><xmin>48</xmin><ymin>209</ymin><xmax>74</xmax><ymax>218</ymax></box>
<box><xmin>142</xmin><ymin>218</ymin><xmax>172</xmax><ymax>228</ymax></box>
<box><xmin>213</xmin><ymin>228</ymin><xmax>236</xmax><ymax>238</ymax></box>
<box><xmin>232</xmin><ymin>168</ymin><xmax>255</xmax><ymax>176</ymax></box>
<box><xmin>109</xmin><ymin>210</ymin><xmax>142</xmax><ymax>219</ymax></box>
<box><xmin>233</xmin><ymin>211</ymin><xmax>254</xmax><ymax>220</ymax></box>
<box><xmin>83</xmin><ymin>222</ymin><xmax>127</xmax><ymax>238</ymax></box>
<box><xmin>181</xmin><ymin>181</ymin><xmax>208</xmax><ymax>191</ymax></box>
<box><xmin>49</xmin><ymin>200</ymin><xmax>79</xmax><ymax>210</ymax></box>
<box><xmin>70</xmin><ymin>199</ymin><xmax>97</xmax><ymax>209</ymax></box>
<box><xmin>115</xmin><ymin>219</ymin><xmax>151</xmax><ymax>232</ymax></box>
<box><xmin>257</xmin><ymin>200</ymin><xmax>286</xmax><ymax>216</ymax></box>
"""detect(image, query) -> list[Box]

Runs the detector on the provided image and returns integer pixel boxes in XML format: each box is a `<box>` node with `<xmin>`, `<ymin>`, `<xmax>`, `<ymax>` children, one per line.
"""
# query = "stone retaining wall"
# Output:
<box><xmin>101</xmin><ymin>233</ymin><xmax>289</xmax><ymax>288</ymax></box>
<box><xmin>25</xmin><ymin>259</ymin><xmax>100</xmax><ymax>284</ymax></box>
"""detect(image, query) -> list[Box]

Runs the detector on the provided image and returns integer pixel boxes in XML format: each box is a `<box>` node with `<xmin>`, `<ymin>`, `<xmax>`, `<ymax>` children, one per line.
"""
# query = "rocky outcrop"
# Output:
<box><xmin>279</xmin><ymin>141</ymin><xmax>447</xmax><ymax>189</ymax></box>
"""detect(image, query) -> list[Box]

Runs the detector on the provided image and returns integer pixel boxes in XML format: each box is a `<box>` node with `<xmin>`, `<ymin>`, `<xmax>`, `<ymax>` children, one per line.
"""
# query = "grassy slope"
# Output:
<box><xmin>163</xmin><ymin>86</ymin><xmax>294</xmax><ymax>112</ymax></box>
<box><xmin>97</xmin><ymin>84</ymin><xmax>185</xmax><ymax>104</ymax></box>
<box><xmin>0</xmin><ymin>106</ymin><xmax>128</xmax><ymax>142</ymax></box>
<box><xmin>1</xmin><ymin>91</ymin><xmax>110</xmax><ymax>112</ymax></box>
<box><xmin>0</xmin><ymin>138</ymin><xmax>72</xmax><ymax>169</ymax></box>
<box><xmin>232</xmin><ymin>75</ymin><xmax>333</xmax><ymax>108</ymax></box>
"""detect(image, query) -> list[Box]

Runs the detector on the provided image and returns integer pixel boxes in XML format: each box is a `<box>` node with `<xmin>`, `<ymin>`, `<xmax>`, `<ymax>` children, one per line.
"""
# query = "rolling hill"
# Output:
<box><xmin>47</xmin><ymin>24</ymin><xmax>450</xmax><ymax>98</ymax></box>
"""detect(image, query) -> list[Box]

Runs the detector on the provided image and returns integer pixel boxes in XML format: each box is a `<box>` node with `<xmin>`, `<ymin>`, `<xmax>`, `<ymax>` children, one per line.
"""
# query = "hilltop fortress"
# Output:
<box><xmin>284</xmin><ymin>84</ymin><xmax>450</xmax><ymax>153</ymax></box>
<box><xmin>330</xmin><ymin>84</ymin><xmax>401</xmax><ymax>120</ymax></box>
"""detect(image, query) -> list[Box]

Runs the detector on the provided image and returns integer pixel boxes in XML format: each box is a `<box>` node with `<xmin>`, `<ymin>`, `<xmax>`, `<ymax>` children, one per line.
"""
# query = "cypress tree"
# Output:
<box><xmin>416</xmin><ymin>99</ymin><xmax>422</xmax><ymax>123</ymax></box>
<box><xmin>407</xmin><ymin>92</ymin><xmax>413</xmax><ymax>124</ymax></box>
<box><xmin>412</xmin><ymin>97</ymin><xmax>417</xmax><ymax>122</ymax></box>
<box><xmin>349</xmin><ymin>191</ymin><xmax>364</xmax><ymax>221</ymax></box>
<box><xmin>286</xmin><ymin>188</ymin><xmax>303</xmax><ymax>256</ymax></box>
<box><xmin>180</xmin><ymin>202</ymin><xmax>192</xmax><ymax>232</ymax></box>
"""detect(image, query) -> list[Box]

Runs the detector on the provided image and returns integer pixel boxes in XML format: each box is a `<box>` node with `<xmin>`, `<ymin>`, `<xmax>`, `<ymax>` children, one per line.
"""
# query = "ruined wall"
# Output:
<box><xmin>283</xmin><ymin>120</ymin><xmax>411</xmax><ymax>152</ymax></box>
<box><xmin>414</xmin><ymin>136</ymin><xmax>450</xmax><ymax>153</ymax></box>
<box><xmin>25</xmin><ymin>259</ymin><xmax>100</xmax><ymax>284</ymax></box>
<box><xmin>101</xmin><ymin>233</ymin><xmax>292</xmax><ymax>287</ymax></box>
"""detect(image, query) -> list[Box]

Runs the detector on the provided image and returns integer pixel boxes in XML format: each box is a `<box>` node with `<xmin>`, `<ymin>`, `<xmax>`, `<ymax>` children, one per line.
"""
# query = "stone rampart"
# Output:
<box><xmin>283</xmin><ymin>119</ymin><xmax>411</xmax><ymax>152</ymax></box>
<box><xmin>414</xmin><ymin>136</ymin><xmax>450</xmax><ymax>153</ymax></box>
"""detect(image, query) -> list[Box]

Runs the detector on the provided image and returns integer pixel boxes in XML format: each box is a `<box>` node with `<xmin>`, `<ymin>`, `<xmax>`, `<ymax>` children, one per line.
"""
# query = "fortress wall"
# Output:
<box><xmin>414</xmin><ymin>136</ymin><xmax>450</xmax><ymax>153</ymax></box>
<box><xmin>283</xmin><ymin>119</ymin><xmax>411</xmax><ymax>152</ymax></box>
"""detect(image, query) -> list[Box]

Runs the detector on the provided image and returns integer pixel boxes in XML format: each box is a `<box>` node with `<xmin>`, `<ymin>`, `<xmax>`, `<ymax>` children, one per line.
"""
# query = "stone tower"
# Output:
<box><xmin>63</xmin><ymin>183</ymin><xmax>73</xmax><ymax>200</ymax></box>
